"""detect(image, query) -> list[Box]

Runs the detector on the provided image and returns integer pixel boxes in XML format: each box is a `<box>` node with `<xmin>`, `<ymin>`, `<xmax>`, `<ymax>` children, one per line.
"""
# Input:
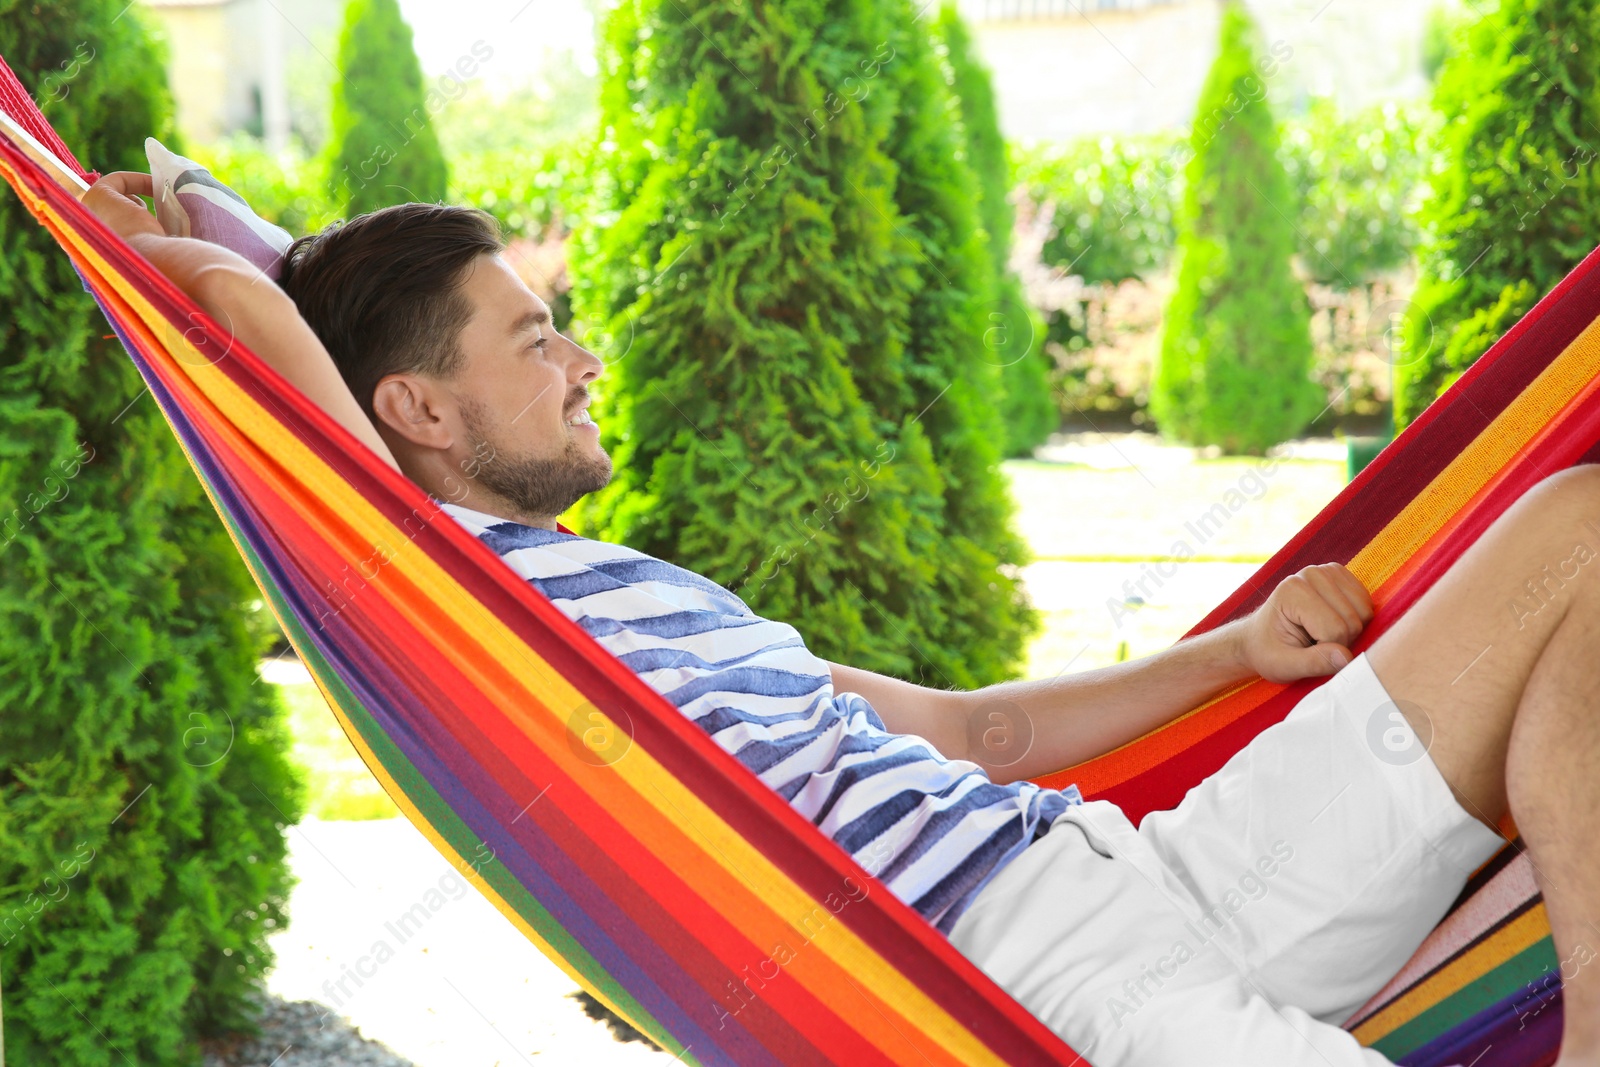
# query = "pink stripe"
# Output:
<box><xmin>1343</xmin><ymin>853</ymin><xmax>1541</xmax><ymax>1027</ymax></box>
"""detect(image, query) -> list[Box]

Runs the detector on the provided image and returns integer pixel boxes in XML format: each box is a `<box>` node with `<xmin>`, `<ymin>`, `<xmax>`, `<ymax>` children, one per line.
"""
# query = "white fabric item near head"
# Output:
<box><xmin>145</xmin><ymin>136</ymin><xmax>294</xmax><ymax>281</ymax></box>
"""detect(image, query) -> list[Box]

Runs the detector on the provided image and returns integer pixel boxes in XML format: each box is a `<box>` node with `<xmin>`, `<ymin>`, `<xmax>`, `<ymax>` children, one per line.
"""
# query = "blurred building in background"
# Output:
<box><xmin>141</xmin><ymin>0</ymin><xmax>342</xmax><ymax>151</ymax></box>
<box><xmin>141</xmin><ymin>0</ymin><xmax>1451</xmax><ymax>150</ymax></box>
<box><xmin>955</xmin><ymin>0</ymin><xmax>1448</xmax><ymax>140</ymax></box>
<box><xmin>139</xmin><ymin>0</ymin><xmax>594</xmax><ymax>153</ymax></box>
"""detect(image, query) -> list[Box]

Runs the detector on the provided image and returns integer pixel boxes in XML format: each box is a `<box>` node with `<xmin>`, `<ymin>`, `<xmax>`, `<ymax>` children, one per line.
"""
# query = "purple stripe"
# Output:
<box><xmin>85</xmin><ymin>274</ymin><xmax>783</xmax><ymax>1066</ymax></box>
<box><xmin>1397</xmin><ymin>988</ymin><xmax>1562</xmax><ymax>1067</ymax></box>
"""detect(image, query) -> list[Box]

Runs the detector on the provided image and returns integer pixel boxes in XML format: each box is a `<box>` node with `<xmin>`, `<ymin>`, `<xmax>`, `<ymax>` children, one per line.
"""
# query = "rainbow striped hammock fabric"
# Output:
<box><xmin>0</xmin><ymin>56</ymin><xmax>1581</xmax><ymax>1067</ymax></box>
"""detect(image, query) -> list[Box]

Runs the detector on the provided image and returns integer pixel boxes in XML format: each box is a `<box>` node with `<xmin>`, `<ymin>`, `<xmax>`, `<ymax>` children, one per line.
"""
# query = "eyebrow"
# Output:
<box><xmin>508</xmin><ymin>306</ymin><xmax>551</xmax><ymax>339</ymax></box>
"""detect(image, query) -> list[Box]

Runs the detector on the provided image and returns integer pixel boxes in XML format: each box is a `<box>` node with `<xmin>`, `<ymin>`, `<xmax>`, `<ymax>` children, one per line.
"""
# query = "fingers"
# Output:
<box><xmin>1302</xmin><ymin>567</ymin><xmax>1361</xmax><ymax>637</ymax></box>
<box><xmin>1336</xmin><ymin>565</ymin><xmax>1376</xmax><ymax>622</ymax></box>
<box><xmin>1295</xmin><ymin>563</ymin><xmax>1373</xmax><ymax>645</ymax></box>
<box><xmin>96</xmin><ymin>170</ymin><xmax>154</xmax><ymax>198</ymax></box>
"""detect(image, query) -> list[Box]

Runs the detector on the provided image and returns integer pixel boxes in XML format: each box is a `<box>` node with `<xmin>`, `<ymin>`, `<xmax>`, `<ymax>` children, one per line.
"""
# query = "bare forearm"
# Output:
<box><xmin>965</xmin><ymin>619</ymin><xmax>1255</xmax><ymax>785</ymax></box>
<box><xmin>125</xmin><ymin>232</ymin><xmax>399</xmax><ymax>469</ymax></box>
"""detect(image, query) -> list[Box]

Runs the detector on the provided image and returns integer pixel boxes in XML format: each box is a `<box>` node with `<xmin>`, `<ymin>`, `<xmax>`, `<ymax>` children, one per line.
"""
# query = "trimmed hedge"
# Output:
<box><xmin>1151</xmin><ymin>1</ymin><xmax>1321</xmax><ymax>455</ymax></box>
<box><xmin>570</xmin><ymin>0</ymin><xmax>1037</xmax><ymax>687</ymax></box>
<box><xmin>933</xmin><ymin>3</ymin><xmax>1056</xmax><ymax>457</ymax></box>
<box><xmin>0</xmin><ymin>3</ymin><xmax>304</xmax><ymax>1064</ymax></box>
<box><xmin>1396</xmin><ymin>0</ymin><xmax>1600</xmax><ymax>430</ymax></box>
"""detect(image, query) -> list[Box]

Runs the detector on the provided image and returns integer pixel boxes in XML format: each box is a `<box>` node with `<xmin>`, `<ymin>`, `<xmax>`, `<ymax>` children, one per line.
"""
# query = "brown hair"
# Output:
<box><xmin>277</xmin><ymin>202</ymin><xmax>505</xmax><ymax>421</ymax></box>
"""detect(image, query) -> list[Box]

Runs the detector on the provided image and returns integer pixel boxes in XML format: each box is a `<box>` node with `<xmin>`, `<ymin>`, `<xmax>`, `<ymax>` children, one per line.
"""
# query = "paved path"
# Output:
<box><xmin>266</xmin><ymin>816</ymin><xmax>680</xmax><ymax>1065</ymax></box>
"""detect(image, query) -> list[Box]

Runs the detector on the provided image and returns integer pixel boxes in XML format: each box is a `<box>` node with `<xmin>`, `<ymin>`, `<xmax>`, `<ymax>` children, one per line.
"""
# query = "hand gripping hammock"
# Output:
<box><xmin>0</xmin><ymin>55</ymin><xmax>1581</xmax><ymax>1067</ymax></box>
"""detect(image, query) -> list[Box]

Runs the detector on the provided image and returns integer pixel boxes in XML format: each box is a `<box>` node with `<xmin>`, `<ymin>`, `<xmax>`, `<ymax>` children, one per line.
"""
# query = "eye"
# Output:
<box><xmin>527</xmin><ymin>333</ymin><xmax>548</xmax><ymax>351</ymax></box>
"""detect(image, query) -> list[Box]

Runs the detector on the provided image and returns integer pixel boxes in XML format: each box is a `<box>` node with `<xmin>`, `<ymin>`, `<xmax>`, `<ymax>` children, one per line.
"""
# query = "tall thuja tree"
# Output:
<box><xmin>863</xmin><ymin>0</ymin><xmax>1037</xmax><ymax>666</ymax></box>
<box><xmin>0</xmin><ymin>2</ymin><xmax>304</xmax><ymax>1063</ymax></box>
<box><xmin>1396</xmin><ymin>0</ymin><xmax>1600</xmax><ymax>430</ymax></box>
<box><xmin>325</xmin><ymin>0</ymin><xmax>448</xmax><ymax>215</ymax></box>
<box><xmin>1152</xmin><ymin>1</ymin><xmax>1322</xmax><ymax>455</ymax></box>
<box><xmin>933</xmin><ymin>3</ymin><xmax>1056</xmax><ymax>457</ymax></box>
<box><xmin>570</xmin><ymin>0</ymin><xmax>1036</xmax><ymax>687</ymax></box>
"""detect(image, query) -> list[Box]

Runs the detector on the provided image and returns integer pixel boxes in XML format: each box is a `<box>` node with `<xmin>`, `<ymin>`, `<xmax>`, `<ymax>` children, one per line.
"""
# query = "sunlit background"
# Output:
<box><xmin>7</xmin><ymin>0</ymin><xmax>1485</xmax><ymax>1060</ymax></box>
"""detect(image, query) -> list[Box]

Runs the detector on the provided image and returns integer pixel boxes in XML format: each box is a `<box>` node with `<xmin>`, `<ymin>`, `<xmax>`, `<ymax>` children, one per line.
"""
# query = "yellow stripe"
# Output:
<box><xmin>49</xmin><ymin>217</ymin><xmax>1018</xmax><ymax>1064</ymax></box>
<box><xmin>1352</xmin><ymin>903</ymin><xmax>1550</xmax><ymax>1044</ymax></box>
<box><xmin>301</xmin><ymin>668</ymin><xmax>693</xmax><ymax>1060</ymax></box>
<box><xmin>1349</xmin><ymin>314</ymin><xmax>1600</xmax><ymax>591</ymax></box>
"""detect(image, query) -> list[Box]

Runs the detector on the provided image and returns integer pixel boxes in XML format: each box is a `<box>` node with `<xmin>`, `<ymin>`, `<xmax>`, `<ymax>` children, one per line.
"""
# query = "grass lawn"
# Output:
<box><xmin>1007</xmin><ymin>432</ymin><xmax>1350</xmax><ymax>676</ymax></box>
<box><xmin>274</xmin><ymin>672</ymin><xmax>400</xmax><ymax>820</ymax></box>
<box><xmin>270</xmin><ymin>431</ymin><xmax>1353</xmax><ymax>818</ymax></box>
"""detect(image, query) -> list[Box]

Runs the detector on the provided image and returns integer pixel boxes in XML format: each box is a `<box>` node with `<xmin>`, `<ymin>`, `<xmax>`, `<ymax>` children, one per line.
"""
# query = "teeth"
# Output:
<box><xmin>566</xmin><ymin>410</ymin><xmax>593</xmax><ymax>426</ymax></box>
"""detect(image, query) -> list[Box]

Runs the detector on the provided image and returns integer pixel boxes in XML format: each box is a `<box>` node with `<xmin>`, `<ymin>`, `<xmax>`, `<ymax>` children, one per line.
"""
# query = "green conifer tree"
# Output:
<box><xmin>1</xmin><ymin>4</ymin><xmax>304</xmax><ymax>1064</ymax></box>
<box><xmin>933</xmin><ymin>3</ymin><xmax>1056</xmax><ymax>457</ymax></box>
<box><xmin>324</xmin><ymin>0</ymin><xmax>449</xmax><ymax>216</ymax></box>
<box><xmin>569</xmin><ymin>0</ymin><xmax>1037</xmax><ymax>688</ymax></box>
<box><xmin>1395</xmin><ymin>0</ymin><xmax>1600</xmax><ymax>430</ymax></box>
<box><xmin>1152</xmin><ymin>1</ymin><xmax>1321</xmax><ymax>455</ymax></box>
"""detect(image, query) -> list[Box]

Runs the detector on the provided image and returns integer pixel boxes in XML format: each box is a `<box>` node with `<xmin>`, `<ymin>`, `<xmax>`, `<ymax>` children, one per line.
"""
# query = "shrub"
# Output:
<box><xmin>932</xmin><ymin>2</ymin><xmax>1056</xmax><ymax>457</ymax></box>
<box><xmin>323</xmin><ymin>0</ymin><xmax>450</xmax><ymax>215</ymax></box>
<box><xmin>1151</xmin><ymin>0</ymin><xmax>1322</xmax><ymax>455</ymax></box>
<box><xmin>1395</xmin><ymin>0</ymin><xmax>1600</xmax><ymax>430</ymax></box>
<box><xmin>869</xmin><ymin>0</ymin><xmax>1037</xmax><ymax>656</ymax></box>
<box><xmin>570</xmin><ymin>0</ymin><xmax>1037</xmax><ymax>688</ymax></box>
<box><xmin>446</xmin><ymin>142</ymin><xmax>591</xmax><ymax>242</ymax></box>
<box><xmin>188</xmin><ymin>133</ymin><xmax>340</xmax><ymax>238</ymax></box>
<box><xmin>0</xmin><ymin>4</ymin><xmax>304</xmax><ymax>1064</ymax></box>
<box><xmin>1281</xmin><ymin>98</ymin><xmax>1429</xmax><ymax>291</ymax></box>
<box><xmin>1010</xmin><ymin>133</ymin><xmax>1185</xmax><ymax>286</ymax></box>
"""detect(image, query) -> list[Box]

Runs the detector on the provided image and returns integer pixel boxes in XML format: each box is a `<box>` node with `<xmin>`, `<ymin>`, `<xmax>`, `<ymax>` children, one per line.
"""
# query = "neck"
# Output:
<box><xmin>450</xmin><ymin>487</ymin><xmax>559</xmax><ymax>530</ymax></box>
<box><xmin>397</xmin><ymin>449</ymin><xmax>561</xmax><ymax>530</ymax></box>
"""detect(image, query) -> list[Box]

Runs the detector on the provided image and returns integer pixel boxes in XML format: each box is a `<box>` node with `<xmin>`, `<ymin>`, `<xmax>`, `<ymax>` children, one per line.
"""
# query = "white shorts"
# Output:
<box><xmin>946</xmin><ymin>651</ymin><xmax>1506</xmax><ymax>1067</ymax></box>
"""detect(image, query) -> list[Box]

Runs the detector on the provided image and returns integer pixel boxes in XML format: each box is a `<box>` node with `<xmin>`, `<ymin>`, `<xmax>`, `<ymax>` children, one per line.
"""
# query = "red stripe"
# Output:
<box><xmin>1184</xmin><ymin>242</ymin><xmax>1600</xmax><ymax>636</ymax></box>
<box><xmin>18</xmin><ymin>144</ymin><xmax>1085</xmax><ymax>1064</ymax></box>
<box><xmin>0</xmin><ymin>54</ymin><xmax>96</xmax><ymax>181</ymax></box>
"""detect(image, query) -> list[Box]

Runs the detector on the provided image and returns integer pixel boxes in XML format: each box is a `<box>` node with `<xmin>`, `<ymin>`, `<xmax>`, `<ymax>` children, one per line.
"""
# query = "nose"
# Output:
<box><xmin>572</xmin><ymin>342</ymin><xmax>601</xmax><ymax>383</ymax></box>
<box><xmin>567</xmin><ymin>336</ymin><xmax>604</xmax><ymax>384</ymax></box>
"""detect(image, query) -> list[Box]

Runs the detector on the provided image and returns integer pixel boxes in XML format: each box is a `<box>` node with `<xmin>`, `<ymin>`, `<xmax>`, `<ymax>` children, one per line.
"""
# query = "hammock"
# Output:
<box><xmin>0</xmin><ymin>60</ymin><xmax>1578</xmax><ymax>1067</ymax></box>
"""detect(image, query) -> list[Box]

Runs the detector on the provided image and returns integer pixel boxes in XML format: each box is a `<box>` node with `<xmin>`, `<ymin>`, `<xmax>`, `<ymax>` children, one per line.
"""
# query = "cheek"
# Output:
<box><xmin>510</xmin><ymin>369</ymin><xmax>571</xmax><ymax>451</ymax></box>
<box><xmin>503</xmin><ymin>367</ymin><xmax>561</xmax><ymax>422</ymax></box>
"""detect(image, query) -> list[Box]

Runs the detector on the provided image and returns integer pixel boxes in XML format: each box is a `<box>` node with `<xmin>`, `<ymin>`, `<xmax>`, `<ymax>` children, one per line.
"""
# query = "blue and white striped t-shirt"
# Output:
<box><xmin>442</xmin><ymin>503</ymin><xmax>1082</xmax><ymax>935</ymax></box>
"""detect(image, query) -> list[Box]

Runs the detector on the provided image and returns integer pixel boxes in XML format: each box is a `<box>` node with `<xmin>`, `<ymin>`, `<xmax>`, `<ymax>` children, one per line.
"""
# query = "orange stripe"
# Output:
<box><xmin>51</xmin><ymin>206</ymin><xmax>1021</xmax><ymax>1066</ymax></box>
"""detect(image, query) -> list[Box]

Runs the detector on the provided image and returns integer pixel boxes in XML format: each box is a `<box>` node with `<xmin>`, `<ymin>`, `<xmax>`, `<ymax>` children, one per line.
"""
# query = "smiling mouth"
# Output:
<box><xmin>566</xmin><ymin>409</ymin><xmax>594</xmax><ymax>427</ymax></box>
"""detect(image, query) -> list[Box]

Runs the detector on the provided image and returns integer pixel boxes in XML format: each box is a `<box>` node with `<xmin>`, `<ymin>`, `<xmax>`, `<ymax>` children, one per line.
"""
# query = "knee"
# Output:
<box><xmin>1524</xmin><ymin>464</ymin><xmax>1600</xmax><ymax>521</ymax></box>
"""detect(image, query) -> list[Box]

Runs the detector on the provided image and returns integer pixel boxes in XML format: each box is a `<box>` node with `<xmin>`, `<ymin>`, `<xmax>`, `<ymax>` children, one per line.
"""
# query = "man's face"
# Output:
<box><xmin>438</xmin><ymin>253</ymin><xmax>612</xmax><ymax>520</ymax></box>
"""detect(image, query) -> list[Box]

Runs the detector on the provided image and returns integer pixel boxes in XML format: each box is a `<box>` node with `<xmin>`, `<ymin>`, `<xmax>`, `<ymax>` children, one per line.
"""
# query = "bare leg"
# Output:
<box><xmin>1362</xmin><ymin>465</ymin><xmax>1600</xmax><ymax>1062</ymax></box>
<box><xmin>1505</xmin><ymin>584</ymin><xmax>1600</xmax><ymax>1061</ymax></box>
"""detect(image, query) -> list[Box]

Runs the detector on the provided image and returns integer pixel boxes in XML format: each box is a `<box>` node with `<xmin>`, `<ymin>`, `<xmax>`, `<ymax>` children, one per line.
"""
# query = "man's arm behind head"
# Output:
<box><xmin>82</xmin><ymin>171</ymin><xmax>401</xmax><ymax>473</ymax></box>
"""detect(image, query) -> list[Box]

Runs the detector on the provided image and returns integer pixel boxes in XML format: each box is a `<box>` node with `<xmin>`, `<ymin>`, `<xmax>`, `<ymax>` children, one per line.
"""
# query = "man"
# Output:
<box><xmin>83</xmin><ymin>174</ymin><xmax>1598</xmax><ymax>1066</ymax></box>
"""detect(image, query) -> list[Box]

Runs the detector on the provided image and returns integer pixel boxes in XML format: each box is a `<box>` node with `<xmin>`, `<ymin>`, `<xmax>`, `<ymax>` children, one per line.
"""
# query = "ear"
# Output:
<box><xmin>371</xmin><ymin>374</ymin><xmax>457</xmax><ymax>452</ymax></box>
